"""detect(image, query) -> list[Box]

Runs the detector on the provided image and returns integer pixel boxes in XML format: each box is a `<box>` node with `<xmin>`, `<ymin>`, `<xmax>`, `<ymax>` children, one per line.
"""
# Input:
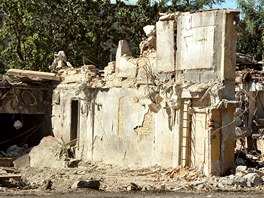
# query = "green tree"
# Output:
<box><xmin>237</xmin><ymin>0</ymin><xmax>264</xmax><ymax>61</ymax></box>
<box><xmin>0</xmin><ymin>0</ymin><xmax>226</xmax><ymax>72</ymax></box>
<box><xmin>0</xmin><ymin>0</ymin><xmax>157</xmax><ymax>71</ymax></box>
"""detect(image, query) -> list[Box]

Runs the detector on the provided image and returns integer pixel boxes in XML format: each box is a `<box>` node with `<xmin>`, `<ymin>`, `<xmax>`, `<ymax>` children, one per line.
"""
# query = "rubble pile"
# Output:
<box><xmin>0</xmin><ymin>144</ymin><xmax>30</xmax><ymax>159</ymax></box>
<box><xmin>1</xmin><ymin>135</ymin><xmax>264</xmax><ymax>193</ymax></box>
<box><xmin>13</xmin><ymin>162</ymin><xmax>264</xmax><ymax>193</ymax></box>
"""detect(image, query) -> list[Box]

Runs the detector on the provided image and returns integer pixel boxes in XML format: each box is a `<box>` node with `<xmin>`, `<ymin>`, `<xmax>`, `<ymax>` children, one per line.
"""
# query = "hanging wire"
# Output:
<box><xmin>0</xmin><ymin>122</ymin><xmax>44</xmax><ymax>145</ymax></box>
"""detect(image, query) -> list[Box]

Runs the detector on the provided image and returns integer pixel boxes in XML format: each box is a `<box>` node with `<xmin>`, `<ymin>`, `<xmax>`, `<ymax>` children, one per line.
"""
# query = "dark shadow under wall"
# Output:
<box><xmin>0</xmin><ymin>114</ymin><xmax>50</xmax><ymax>151</ymax></box>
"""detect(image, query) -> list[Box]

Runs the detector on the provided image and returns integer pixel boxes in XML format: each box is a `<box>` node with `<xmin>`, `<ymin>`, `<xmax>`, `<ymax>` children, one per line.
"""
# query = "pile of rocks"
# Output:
<box><xmin>223</xmin><ymin>166</ymin><xmax>263</xmax><ymax>187</ymax></box>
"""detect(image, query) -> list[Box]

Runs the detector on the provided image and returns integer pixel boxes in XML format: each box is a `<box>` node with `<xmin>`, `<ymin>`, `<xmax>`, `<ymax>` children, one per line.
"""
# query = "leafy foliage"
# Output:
<box><xmin>237</xmin><ymin>0</ymin><xmax>264</xmax><ymax>61</ymax></box>
<box><xmin>0</xmin><ymin>0</ymin><xmax>225</xmax><ymax>72</ymax></box>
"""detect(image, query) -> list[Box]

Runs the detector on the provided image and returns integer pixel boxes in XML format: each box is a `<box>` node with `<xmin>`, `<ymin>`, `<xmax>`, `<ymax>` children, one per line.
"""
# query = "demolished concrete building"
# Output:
<box><xmin>50</xmin><ymin>9</ymin><xmax>240</xmax><ymax>176</ymax></box>
<box><xmin>0</xmin><ymin>70</ymin><xmax>59</xmax><ymax>154</ymax></box>
<box><xmin>7</xmin><ymin>9</ymin><xmax>264</xmax><ymax>178</ymax></box>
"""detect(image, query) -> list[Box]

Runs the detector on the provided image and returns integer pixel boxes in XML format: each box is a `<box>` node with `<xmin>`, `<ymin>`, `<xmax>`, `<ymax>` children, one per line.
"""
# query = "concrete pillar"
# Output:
<box><xmin>206</xmin><ymin>109</ymin><xmax>221</xmax><ymax>176</ymax></box>
<box><xmin>115</xmin><ymin>40</ymin><xmax>137</xmax><ymax>78</ymax></box>
<box><xmin>218</xmin><ymin>11</ymin><xmax>239</xmax><ymax>175</ymax></box>
<box><xmin>156</xmin><ymin>20</ymin><xmax>175</xmax><ymax>72</ymax></box>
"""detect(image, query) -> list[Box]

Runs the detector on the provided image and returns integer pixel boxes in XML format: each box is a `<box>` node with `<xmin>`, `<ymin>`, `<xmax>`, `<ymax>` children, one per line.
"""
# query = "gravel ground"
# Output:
<box><xmin>0</xmin><ymin>189</ymin><xmax>263</xmax><ymax>198</ymax></box>
<box><xmin>1</xmin><ymin>161</ymin><xmax>264</xmax><ymax>197</ymax></box>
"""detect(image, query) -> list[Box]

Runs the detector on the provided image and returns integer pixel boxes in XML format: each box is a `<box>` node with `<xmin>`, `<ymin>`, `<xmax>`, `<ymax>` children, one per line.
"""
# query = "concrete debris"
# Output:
<box><xmin>159</xmin><ymin>13</ymin><xmax>179</xmax><ymax>21</ymax></box>
<box><xmin>13</xmin><ymin>154</ymin><xmax>30</xmax><ymax>168</ymax></box>
<box><xmin>116</xmin><ymin>40</ymin><xmax>132</xmax><ymax>58</ymax></box>
<box><xmin>71</xmin><ymin>180</ymin><xmax>100</xmax><ymax>190</ymax></box>
<box><xmin>104</xmin><ymin>62</ymin><xmax>115</xmax><ymax>79</ymax></box>
<box><xmin>28</xmin><ymin>136</ymin><xmax>69</xmax><ymax>168</ymax></box>
<box><xmin>67</xmin><ymin>159</ymin><xmax>81</xmax><ymax>168</ymax></box>
<box><xmin>3</xmin><ymin>162</ymin><xmax>264</xmax><ymax>193</ymax></box>
<box><xmin>243</xmin><ymin>173</ymin><xmax>262</xmax><ymax>187</ymax></box>
<box><xmin>143</xmin><ymin>25</ymin><xmax>156</xmax><ymax>37</ymax></box>
<box><xmin>41</xmin><ymin>179</ymin><xmax>53</xmax><ymax>190</ymax></box>
<box><xmin>6</xmin><ymin>69</ymin><xmax>61</xmax><ymax>81</ymax></box>
<box><xmin>235</xmin><ymin>165</ymin><xmax>247</xmax><ymax>173</ymax></box>
<box><xmin>49</xmin><ymin>51</ymin><xmax>73</xmax><ymax>73</ymax></box>
<box><xmin>1</xmin><ymin>144</ymin><xmax>30</xmax><ymax>159</ymax></box>
<box><xmin>124</xmin><ymin>182</ymin><xmax>142</xmax><ymax>191</ymax></box>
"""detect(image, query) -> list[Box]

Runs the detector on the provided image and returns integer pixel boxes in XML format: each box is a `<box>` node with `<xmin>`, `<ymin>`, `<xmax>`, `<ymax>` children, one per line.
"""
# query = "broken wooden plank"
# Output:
<box><xmin>65</xmin><ymin>139</ymin><xmax>77</xmax><ymax>147</ymax></box>
<box><xmin>0</xmin><ymin>158</ymin><xmax>13</xmax><ymax>167</ymax></box>
<box><xmin>7</xmin><ymin>69</ymin><xmax>61</xmax><ymax>81</ymax></box>
<box><xmin>0</xmin><ymin>174</ymin><xmax>21</xmax><ymax>179</ymax></box>
<box><xmin>0</xmin><ymin>167</ymin><xmax>18</xmax><ymax>173</ymax></box>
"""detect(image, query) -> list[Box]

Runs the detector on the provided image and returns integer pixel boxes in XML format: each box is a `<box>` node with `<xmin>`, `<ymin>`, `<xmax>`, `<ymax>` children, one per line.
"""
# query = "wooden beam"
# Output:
<box><xmin>7</xmin><ymin>69</ymin><xmax>61</xmax><ymax>81</ymax></box>
<box><xmin>0</xmin><ymin>174</ymin><xmax>21</xmax><ymax>179</ymax></box>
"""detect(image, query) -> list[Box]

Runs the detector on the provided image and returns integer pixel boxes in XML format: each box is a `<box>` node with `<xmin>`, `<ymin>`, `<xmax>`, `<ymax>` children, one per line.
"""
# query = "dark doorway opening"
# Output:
<box><xmin>0</xmin><ymin>114</ymin><xmax>49</xmax><ymax>151</ymax></box>
<box><xmin>70</xmin><ymin>100</ymin><xmax>79</xmax><ymax>141</ymax></box>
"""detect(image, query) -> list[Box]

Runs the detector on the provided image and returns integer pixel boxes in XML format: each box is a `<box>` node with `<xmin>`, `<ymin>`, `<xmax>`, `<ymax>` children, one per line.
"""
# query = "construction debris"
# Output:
<box><xmin>0</xmin><ymin>144</ymin><xmax>30</xmax><ymax>159</ymax></box>
<box><xmin>1</xmin><ymin>9</ymin><xmax>264</xmax><ymax>196</ymax></box>
<box><xmin>71</xmin><ymin>180</ymin><xmax>100</xmax><ymax>190</ymax></box>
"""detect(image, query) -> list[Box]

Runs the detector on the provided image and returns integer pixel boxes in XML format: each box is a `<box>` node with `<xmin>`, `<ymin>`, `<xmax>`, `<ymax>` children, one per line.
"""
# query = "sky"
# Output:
<box><xmin>213</xmin><ymin>0</ymin><xmax>238</xmax><ymax>9</ymax></box>
<box><xmin>110</xmin><ymin>0</ymin><xmax>238</xmax><ymax>9</ymax></box>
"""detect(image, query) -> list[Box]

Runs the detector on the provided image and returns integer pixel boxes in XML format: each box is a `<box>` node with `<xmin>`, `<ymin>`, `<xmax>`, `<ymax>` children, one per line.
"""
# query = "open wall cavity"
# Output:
<box><xmin>0</xmin><ymin>113</ymin><xmax>51</xmax><ymax>152</ymax></box>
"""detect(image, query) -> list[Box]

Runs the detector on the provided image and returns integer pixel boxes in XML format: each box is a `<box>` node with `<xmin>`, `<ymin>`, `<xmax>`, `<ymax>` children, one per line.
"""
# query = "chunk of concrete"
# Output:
<box><xmin>235</xmin><ymin>165</ymin><xmax>247</xmax><ymax>173</ymax></box>
<box><xmin>13</xmin><ymin>154</ymin><xmax>30</xmax><ymax>168</ymax></box>
<box><xmin>71</xmin><ymin>180</ymin><xmax>100</xmax><ymax>190</ymax></box>
<box><xmin>159</xmin><ymin>13</ymin><xmax>176</xmax><ymax>21</ymax></box>
<box><xmin>243</xmin><ymin>173</ymin><xmax>262</xmax><ymax>187</ymax></box>
<box><xmin>29</xmin><ymin>136</ymin><xmax>68</xmax><ymax>168</ymax></box>
<box><xmin>115</xmin><ymin>40</ymin><xmax>137</xmax><ymax>78</ymax></box>
<box><xmin>143</xmin><ymin>25</ymin><xmax>156</xmax><ymax>37</ymax></box>
<box><xmin>116</xmin><ymin>40</ymin><xmax>132</xmax><ymax>60</ymax></box>
<box><xmin>226</xmin><ymin>175</ymin><xmax>247</xmax><ymax>186</ymax></box>
<box><xmin>116</xmin><ymin>56</ymin><xmax>137</xmax><ymax>78</ymax></box>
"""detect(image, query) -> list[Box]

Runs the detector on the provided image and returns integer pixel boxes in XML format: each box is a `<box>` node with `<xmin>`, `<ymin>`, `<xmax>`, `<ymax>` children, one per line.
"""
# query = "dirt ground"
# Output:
<box><xmin>0</xmin><ymin>190</ymin><xmax>263</xmax><ymax>198</ymax></box>
<box><xmin>0</xmin><ymin>161</ymin><xmax>264</xmax><ymax>197</ymax></box>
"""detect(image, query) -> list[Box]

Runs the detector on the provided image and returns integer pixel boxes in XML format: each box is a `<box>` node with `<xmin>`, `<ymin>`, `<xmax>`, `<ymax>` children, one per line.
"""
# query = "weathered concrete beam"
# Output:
<box><xmin>7</xmin><ymin>69</ymin><xmax>61</xmax><ymax>81</ymax></box>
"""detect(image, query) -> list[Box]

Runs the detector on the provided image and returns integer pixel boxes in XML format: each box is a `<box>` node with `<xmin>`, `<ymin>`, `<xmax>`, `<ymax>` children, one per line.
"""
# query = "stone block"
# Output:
<box><xmin>115</xmin><ymin>40</ymin><xmax>137</xmax><ymax>78</ymax></box>
<box><xmin>13</xmin><ymin>154</ymin><xmax>30</xmax><ymax>168</ymax></box>
<box><xmin>29</xmin><ymin>136</ymin><xmax>67</xmax><ymax>168</ymax></box>
<box><xmin>71</xmin><ymin>180</ymin><xmax>100</xmax><ymax>190</ymax></box>
<box><xmin>143</xmin><ymin>25</ymin><xmax>156</xmax><ymax>37</ymax></box>
<box><xmin>156</xmin><ymin>20</ymin><xmax>175</xmax><ymax>72</ymax></box>
<box><xmin>243</xmin><ymin>173</ymin><xmax>262</xmax><ymax>187</ymax></box>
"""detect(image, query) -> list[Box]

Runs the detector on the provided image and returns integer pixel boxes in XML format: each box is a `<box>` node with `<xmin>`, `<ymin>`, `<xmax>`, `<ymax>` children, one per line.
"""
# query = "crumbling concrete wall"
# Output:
<box><xmin>0</xmin><ymin>83</ymin><xmax>52</xmax><ymax>114</ymax></box>
<box><xmin>52</xmin><ymin>79</ymin><xmax>179</xmax><ymax>168</ymax></box>
<box><xmin>235</xmin><ymin>69</ymin><xmax>264</xmax><ymax>157</ymax></box>
<box><xmin>51</xmin><ymin>9</ymin><xmax>239</xmax><ymax>176</ymax></box>
<box><xmin>153</xmin><ymin>10</ymin><xmax>239</xmax><ymax>175</ymax></box>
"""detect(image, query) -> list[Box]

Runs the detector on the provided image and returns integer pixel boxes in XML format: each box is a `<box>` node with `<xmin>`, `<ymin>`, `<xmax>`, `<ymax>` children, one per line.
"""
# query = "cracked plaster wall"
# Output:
<box><xmin>52</xmin><ymin>83</ymin><xmax>180</xmax><ymax>168</ymax></box>
<box><xmin>51</xmin><ymin>10</ymin><xmax>239</xmax><ymax>175</ymax></box>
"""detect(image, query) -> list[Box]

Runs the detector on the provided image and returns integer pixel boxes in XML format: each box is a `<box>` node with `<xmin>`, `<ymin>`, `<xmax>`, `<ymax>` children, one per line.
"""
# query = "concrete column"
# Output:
<box><xmin>206</xmin><ymin>109</ymin><xmax>221</xmax><ymax>176</ymax></box>
<box><xmin>218</xmin><ymin>11</ymin><xmax>239</xmax><ymax>175</ymax></box>
<box><xmin>156</xmin><ymin>20</ymin><xmax>175</xmax><ymax>72</ymax></box>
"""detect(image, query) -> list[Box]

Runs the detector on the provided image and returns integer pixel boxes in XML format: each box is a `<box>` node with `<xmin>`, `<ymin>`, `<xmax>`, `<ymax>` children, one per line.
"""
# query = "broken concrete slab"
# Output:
<box><xmin>115</xmin><ymin>40</ymin><xmax>139</xmax><ymax>78</ymax></box>
<box><xmin>71</xmin><ymin>180</ymin><xmax>100</xmax><ymax>190</ymax></box>
<box><xmin>13</xmin><ymin>154</ymin><xmax>30</xmax><ymax>168</ymax></box>
<box><xmin>143</xmin><ymin>25</ymin><xmax>156</xmax><ymax>37</ymax></box>
<box><xmin>7</xmin><ymin>69</ymin><xmax>61</xmax><ymax>81</ymax></box>
<box><xmin>243</xmin><ymin>173</ymin><xmax>262</xmax><ymax>187</ymax></box>
<box><xmin>29</xmin><ymin>136</ymin><xmax>68</xmax><ymax>168</ymax></box>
